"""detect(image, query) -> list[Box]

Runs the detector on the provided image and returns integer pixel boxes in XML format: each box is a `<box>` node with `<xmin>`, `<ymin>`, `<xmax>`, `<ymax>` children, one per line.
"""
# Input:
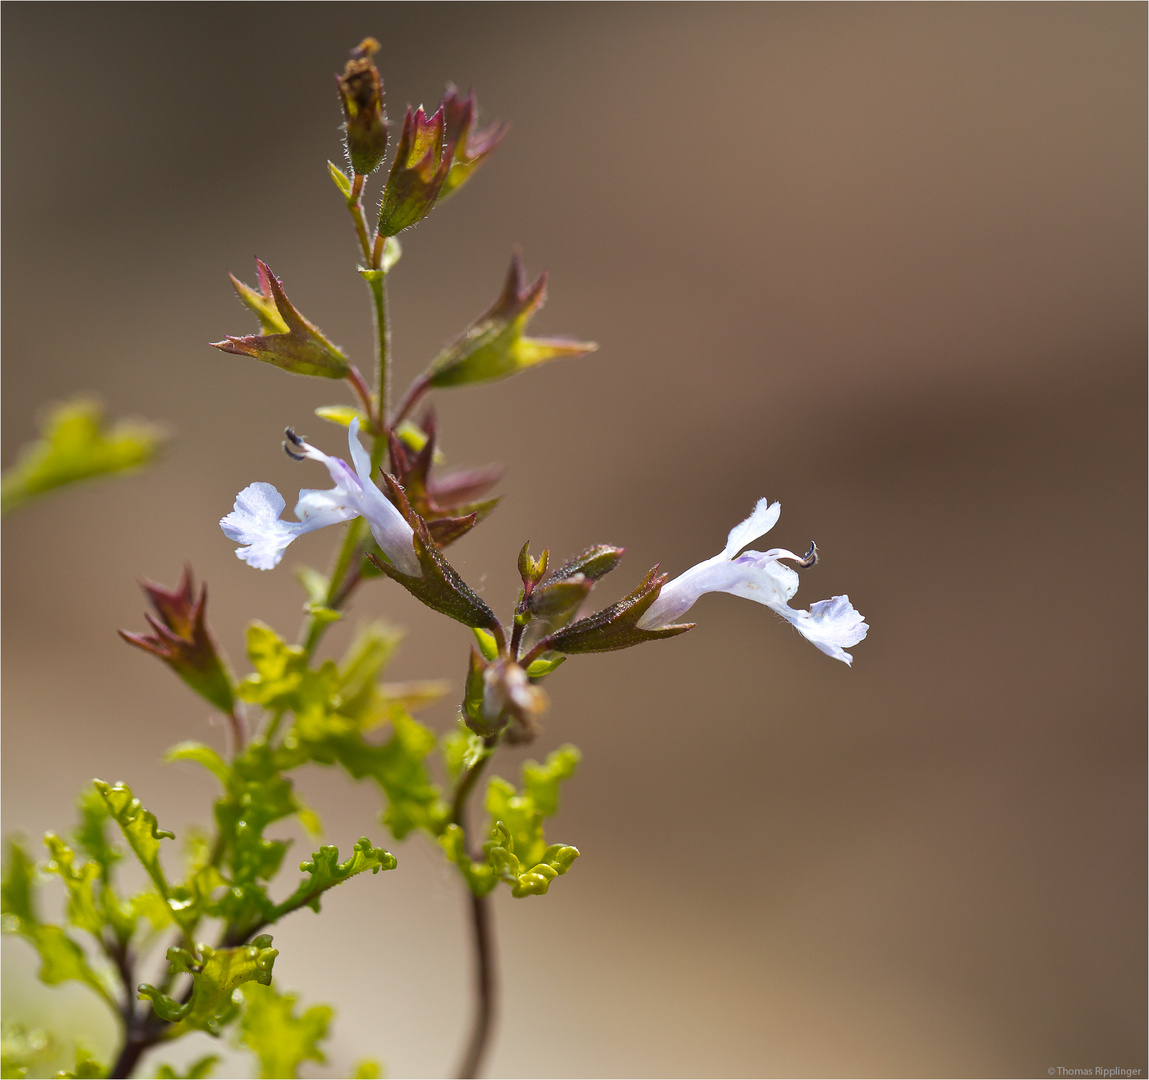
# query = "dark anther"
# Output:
<box><xmin>283</xmin><ymin>428</ymin><xmax>306</xmax><ymax>460</ymax></box>
<box><xmin>797</xmin><ymin>542</ymin><xmax>818</xmax><ymax>568</ymax></box>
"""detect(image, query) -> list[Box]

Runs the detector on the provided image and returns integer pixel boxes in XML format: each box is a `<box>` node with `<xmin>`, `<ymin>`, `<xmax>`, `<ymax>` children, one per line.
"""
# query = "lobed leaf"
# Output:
<box><xmin>270</xmin><ymin>837</ymin><xmax>396</xmax><ymax>921</ymax></box>
<box><xmin>92</xmin><ymin>781</ymin><xmax>187</xmax><ymax>929</ymax></box>
<box><xmin>440</xmin><ymin>746</ymin><xmax>581</xmax><ymax>897</ymax></box>
<box><xmin>138</xmin><ymin>935</ymin><xmax>277</xmax><ymax>1035</ymax></box>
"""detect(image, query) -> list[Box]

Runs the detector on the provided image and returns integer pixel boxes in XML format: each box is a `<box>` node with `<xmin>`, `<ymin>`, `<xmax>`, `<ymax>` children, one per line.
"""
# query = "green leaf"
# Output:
<box><xmin>270</xmin><ymin>837</ymin><xmax>396</xmax><ymax>921</ymax></box>
<box><xmin>209</xmin><ymin>747</ymin><xmax>303</xmax><ymax>934</ymax></box>
<box><xmin>425</xmin><ymin>254</ymin><xmax>594</xmax><ymax>389</ymax></box>
<box><xmin>1</xmin><ymin>399</ymin><xmax>164</xmax><ymax>515</ymax></box>
<box><xmin>295</xmin><ymin>566</ymin><xmax>330</xmax><ymax>608</ymax></box>
<box><xmin>438</xmin><ymin>825</ymin><xmax>497</xmax><ymax>897</ymax></box>
<box><xmin>471</xmin><ymin>627</ymin><xmax>499</xmax><ymax>661</ymax></box>
<box><xmin>42</xmin><ymin>835</ymin><xmax>103</xmax><ymax>936</ymax></box>
<box><xmin>71</xmin><ymin>787</ymin><xmax>122</xmax><ymax>879</ymax></box>
<box><xmin>314</xmin><ymin>405</ymin><xmax>366</xmax><ymax>430</ymax></box>
<box><xmin>327</xmin><ymin>713</ymin><xmax>449</xmax><ymax>839</ymax></box>
<box><xmin>238</xmin><ymin>622</ymin><xmax>309</xmax><ymax>708</ymax></box>
<box><xmin>352</xmin><ymin>1062</ymin><xmax>384</xmax><ymax>1080</ymax></box>
<box><xmin>58</xmin><ymin>1054</ymin><xmax>105</xmax><ymax>1079</ymax></box>
<box><xmin>440</xmin><ymin>723</ymin><xmax>489</xmax><ymax>782</ymax></box>
<box><xmin>525</xmin><ymin>654</ymin><xmax>566</xmax><ymax>679</ymax></box>
<box><xmin>2</xmin><ymin>841</ymin><xmax>117</xmax><ymax>1010</ymax></box>
<box><xmin>92</xmin><ymin>781</ymin><xmax>186</xmax><ymax>929</ymax></box>
<box><xmin>154</xmin><ymin>1054</ymin><xmax>220</xmax><ymax>1079</ymax></box>
<box><xmin>326</xmin><ymin>159</ymin><xmax>353</xmax><ymax>198</ymax></box>
<box><xmin>239</xmin><ymin>982</ymin><xmax>332</xmax><ymax>1080</ymax></box>
<box><xmin>165</xmin><ymin>742</ymin><xmax>231</xmax><ymax>787</ymax></box>
<box><xmin>138</xmin><ymin>935</ymin><xmax>278</xmax><ymax>1035</ymax></box>
<box><xmin>521</xmin><ymin>744</ymin><xmax>581</xmax><ymax>818</ymax></box>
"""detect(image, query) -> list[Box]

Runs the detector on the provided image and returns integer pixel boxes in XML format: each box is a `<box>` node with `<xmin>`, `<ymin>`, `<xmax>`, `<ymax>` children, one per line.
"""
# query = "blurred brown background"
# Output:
<box><xmin>2</xmin><ymin>4</ymin><xmax>1145</xmax><ymax>1077</ymax></box>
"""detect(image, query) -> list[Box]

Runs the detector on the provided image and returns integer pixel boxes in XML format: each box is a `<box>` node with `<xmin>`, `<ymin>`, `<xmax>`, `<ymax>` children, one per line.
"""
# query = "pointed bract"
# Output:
<box><xmin>119</xmin><ymin>567</ymin><xmax>235</xmax><ymax>714</ymax></box>
<box><xmin>213</xmin><ymin>261</ymin><xmax>350</xmax><ymax>379</ymax></box>
<box><xmin>543</xmin><ymin>566</ymin><xmax>695</xmax><ymax>654</ymax></box>
<box><xmin>367</xmin><ymin>474</ymin><xmax>500</xmax><ymax>631</ymax></box>
<box><xmin>336</xmin><ymin>38</ymin><xmax>389</xmax><ymax>176</ymax></box>
<box><xmin>427</xmin><ymin>253</ymin><xmax>596</xmax><ymax>388</ymax></box>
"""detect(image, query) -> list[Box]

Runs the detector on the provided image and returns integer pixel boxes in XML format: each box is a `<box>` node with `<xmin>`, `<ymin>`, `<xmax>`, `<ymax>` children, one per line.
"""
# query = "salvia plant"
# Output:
<box><xmin>1</xmin><ymin>37</ymin><xmax>868</xmax><ymax>1080</ymax></box>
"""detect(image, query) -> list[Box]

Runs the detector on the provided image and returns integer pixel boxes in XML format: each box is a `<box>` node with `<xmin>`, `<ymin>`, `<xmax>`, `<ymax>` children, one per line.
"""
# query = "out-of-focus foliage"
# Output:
<box><xmin>239</xmin><ymin>983</ymin><xmax>331</xmax><ymax>1080</ymax></box>
<box><xmin>0</xmin><ymin>399</ymin><xmax>163</xmax><ymax>515</ymax></box>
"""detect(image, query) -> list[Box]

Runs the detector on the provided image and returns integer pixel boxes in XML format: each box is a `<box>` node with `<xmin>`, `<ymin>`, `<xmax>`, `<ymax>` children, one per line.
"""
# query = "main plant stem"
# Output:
<box><xmin>451</xmin><ymin>742</ymin><xmax>499</xmax><ymax>1079</ymax></box>
<box><xmin>456</xmin><ymin>890</ymin><xmax>497</xmax><ymax>1080</ymax></box>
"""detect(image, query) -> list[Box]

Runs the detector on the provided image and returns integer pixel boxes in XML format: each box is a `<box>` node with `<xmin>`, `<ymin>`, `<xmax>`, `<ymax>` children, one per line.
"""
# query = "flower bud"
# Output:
<box><xmin>517</xmin><ymin>541</ymin><xmax>549</xmax><ymax>587</ymax></box>
<box><xmin>377</xmin><ymin>105</ymin><xmax>450</xmax><ymax>237</ymax></box>
<box><xmin>463</xmin><ymin>654</ymin><xmax>547</xmax><ymax>741</ymax></box>
<box><xmin>336</xmin><ymin>38</ymin><xmax>389</xmax><ymax>176</ymax></box>
<box><xmin>386</xmin><ymin>411</ymin><xmax>501</xmax><ymax>548</ymax></box>
<box><xmin>119</xmin><ymin>567</ymin><xmax>235</xmax><ymax>714</ymax></box>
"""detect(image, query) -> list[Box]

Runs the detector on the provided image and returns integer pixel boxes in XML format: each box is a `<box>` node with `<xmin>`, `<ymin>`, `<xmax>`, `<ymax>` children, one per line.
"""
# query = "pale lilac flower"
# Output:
<box><xmin>636</xmin><ymin>498</ymin><xmax>868</xmax><ymax>664</ymax></box>
<box><xmin>220</xmin><ymin>418</ymin><xmax>420</xmax><ymax>576</ymax></box>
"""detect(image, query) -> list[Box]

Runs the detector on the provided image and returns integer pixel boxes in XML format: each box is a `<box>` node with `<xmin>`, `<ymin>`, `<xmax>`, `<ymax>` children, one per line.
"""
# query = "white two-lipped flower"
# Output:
<box><xmin>220</xmin><ymin>418</ymin><xmax>421</xmax><ymax>576</ymax></box>
<box><xmin>636</xmin><ymin>498</ymin><xmax>868</xmax><ymax>664</ymax></box>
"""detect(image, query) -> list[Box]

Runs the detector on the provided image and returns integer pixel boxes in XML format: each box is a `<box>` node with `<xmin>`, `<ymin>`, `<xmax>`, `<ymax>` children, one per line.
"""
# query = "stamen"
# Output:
<box><xmin>283</xmin><ymin>428</ymin><xmax>306</xmax><ymax>461</ymax></box>
<box><xmin>765</xmin><ymin>542</ymin><xmax>818</xmax><ymax>567</ymax></box>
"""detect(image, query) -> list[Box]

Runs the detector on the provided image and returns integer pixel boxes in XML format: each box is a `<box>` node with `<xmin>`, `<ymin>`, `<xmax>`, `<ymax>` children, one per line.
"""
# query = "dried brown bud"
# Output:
<box><xmin>336</xmin><ymin>37</ymin><xmax>389</xmax><ymax>176</ymax></box>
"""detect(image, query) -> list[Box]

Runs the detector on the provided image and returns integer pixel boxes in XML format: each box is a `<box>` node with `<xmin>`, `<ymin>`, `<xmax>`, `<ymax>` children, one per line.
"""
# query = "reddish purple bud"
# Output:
<box><xmin>212</xmin><ymin>260</ymin><xmax>350</xmax><ymax>379</ymax></box>
<box><xmin>377</xmin><ymin>105</ymin><xmax>451</xmax><ymax>237</ymax></box>
<box><xmin>438</xmin><ymin>85</ymin><xmax>509</xmax><ymax>201</ymax></box>
<box><xmin>336</xmin><ymin>37</ymin><xmax>389</xmax><ymax>176</ymax></box>
<box><xmin>386</xmin><ymin>409</ymin><xmax>501</xmax><ymax>545</ymax></box>
<box><xmin>119</xmin><ymin>567</ymin><xmax>235</xmax><ymax>714</ymax></box>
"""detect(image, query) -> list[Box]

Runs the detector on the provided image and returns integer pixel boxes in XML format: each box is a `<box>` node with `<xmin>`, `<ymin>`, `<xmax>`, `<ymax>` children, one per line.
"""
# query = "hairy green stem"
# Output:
<box><xmin>346</xmin><ymin>173</ymin><xmax>373</xmax><ymax>265</ymax></box>
<box><xmin>368</xmin><ymin>272</ymin><xmax>391</xmax><ymax>428</ymax></box>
